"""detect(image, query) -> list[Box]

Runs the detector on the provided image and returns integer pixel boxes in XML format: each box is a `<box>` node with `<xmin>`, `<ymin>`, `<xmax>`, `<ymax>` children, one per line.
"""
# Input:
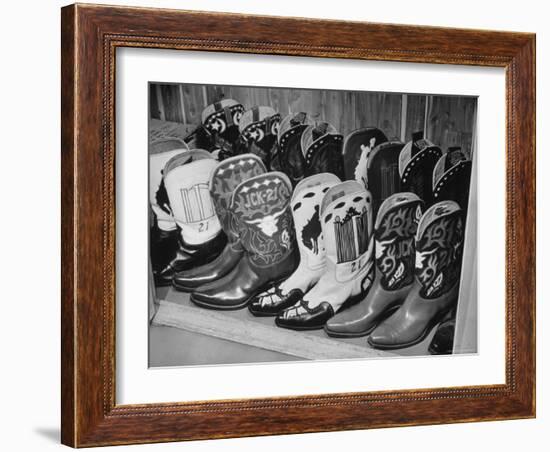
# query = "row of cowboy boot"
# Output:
<box><xmin>248</xmin><ymin>173</ymin><xmax>341</xmax><ymax>316</ymax></box>
<box><xmin>368</xmin><ymin>200</ymin><xmax>465</xmax><ymax>349</ymax></box>
<box><xmin>325</xmin><ymin>197</ymin><xmax>465</xmax><ymax>350</ymax></box>
<box><xmin>173</xmin><ymin>154</ymin><xmax>267</xmax><ymax>290</ymax></box>
<box><xmin>325</xmin><ymin>192</ymin><xmax>423</xmax><ymax>337</ymax></box>
<box><xmin>251</xmin><ymin>178</ymin><xmax>375</xmax><ymax>330</ymax></box>
<box><xmin>172</xmin><ymin>154</ymin><xmax>299</xmax><ymax>310</ymax></box>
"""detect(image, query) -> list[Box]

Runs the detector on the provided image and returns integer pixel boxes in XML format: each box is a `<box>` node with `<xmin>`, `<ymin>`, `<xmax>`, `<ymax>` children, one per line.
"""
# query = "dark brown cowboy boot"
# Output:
<box><xmin>190</xmin><ymin>172</ymin><xmax>298</xmax><ymax>310</ymax></box>
<box><xmin>367</xmin><ymin>140</ymin><xmax>405</xmax><ymax>217</ymax></box>
<box><xmin>368</xmin><ymin>200</ymin><xmax>464</xmax><ymax>350</ymax></box>
<box><xmin>201</xmin><ymin>99</ymin><xmax>245</xmax><ymax>159</ymax></box>
<box><xmin>399</xmin><ymin>131</ymin><xmax>442</xmax><ymax>208</ymax></box>
<box><xmin>325</xmin><ymin>192</ymin><xmax>423</xmax><ymax>337</ymax></box>
<box><xmin>172</xmin><ymin>154</ymin><xmax>266</xmax><ymax>291</ymax></box>
<box><xmin>301</xmin><ymin>122</ymin><xmax>345</xmax><ymax>180</ymax></box>
<box><xmin>237</xmin><ymin>106</ymin><xmax>281</xmax><ymax>169</ymax></box>
<box><xmin>433</xmin><ymin>147</ymin><xmax>472</xmax><ymax>215</ymax></box>
<box><xmin>272</xmin><ymin>112</ymin><xmax>316</xmax><ymax>184</ymax></box>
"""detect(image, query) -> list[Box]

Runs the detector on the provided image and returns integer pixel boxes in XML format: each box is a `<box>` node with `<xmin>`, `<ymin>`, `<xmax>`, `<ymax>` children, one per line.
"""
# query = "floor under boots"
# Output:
<box><xmin>149</xmin><ymin>285</ymin><xmax>439</xmax><ymax>367</ymax></box>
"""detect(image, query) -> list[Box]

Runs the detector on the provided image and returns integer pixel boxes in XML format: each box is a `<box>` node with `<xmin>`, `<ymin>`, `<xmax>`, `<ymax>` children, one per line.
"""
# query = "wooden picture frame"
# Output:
<box><xmin>61</xmin><ymin>3</ymin><xmax>536</xmax><ymax>447</ymax></box>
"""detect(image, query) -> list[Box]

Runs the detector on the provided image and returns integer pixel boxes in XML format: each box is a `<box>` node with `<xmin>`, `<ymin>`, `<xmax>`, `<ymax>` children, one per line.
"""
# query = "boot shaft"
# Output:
<box><xmin>201</xmin><ymin>99</ymin><xmax>245</xmax><ymax>158</ymax></box>
<box><xmin>163</xmin><ymin>150</ymin><xmax>221</xmax><ymax>245</ymax></box>
<box><xmin>276</xmin><ymin>112</ymin><xmax>316</xmax><ymax>185</ymax></box>
<box><xmin>209</xmin><ymin>154</ymin><xmax>266</xmax><ymax>243</ymax></box>
<box><xmin>415</xmin><ymin>200</ymin><xmax>464</xmax><ymax>299</ymax></box>
<box><xmin>149</xmin><ymin>144</ymin><xmax>188</xmax><ymax>231</ymax></box>
<box><xmin>342</xmin><ymin>127</ymin><xmax>388</xmax><ymax>188</ymax></box>
<box><xmin>230</xmin><ymin>172</ymin><xmax>295</xmax><ymax>268</ymax></box>
<box><xmin>320</xmin><ymin>181</ymin><xmax>374</xmax><ymax>284</ymax></box>
<box><xmin>301</xmin><ymin>122</ymin><xmax>344</xmax><ymax>180</ymax></box>
<box><xmin>399</xmin><ymin>131</ymin><xmax>442</xmax><ymax>208</ymax></box>
<box><xmin>238</xmin><ymin>106</ymin><xmax>281</xmax><ymax>167</ymax></box>
<box><xmin>291</xmin><ymin>173</ymin><xmax>341</xmax><ymax>271</ymax></box>
<box><xmin>374</xmin><ymin>192</ymin><xmax>423</xmax><ymax>291</ymax></box>
<box><xmin>433</xmin><ymin>147</ymin><xmax>473</xmax><ymax>215</ymax></box>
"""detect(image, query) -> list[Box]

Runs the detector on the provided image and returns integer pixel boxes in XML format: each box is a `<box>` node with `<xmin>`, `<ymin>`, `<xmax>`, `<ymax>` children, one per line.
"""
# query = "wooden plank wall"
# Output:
<box><xmin>149</xmin><ymin>83</ymin><xmax>477</xmax><ymax>157</ymax></box>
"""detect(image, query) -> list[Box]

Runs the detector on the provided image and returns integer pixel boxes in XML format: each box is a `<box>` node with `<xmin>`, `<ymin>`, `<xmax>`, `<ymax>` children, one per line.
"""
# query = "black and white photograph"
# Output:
<box><xmin>148</xmin><ymin>82</ymin><xmax>477</xmax><ymax>367</ymax></box>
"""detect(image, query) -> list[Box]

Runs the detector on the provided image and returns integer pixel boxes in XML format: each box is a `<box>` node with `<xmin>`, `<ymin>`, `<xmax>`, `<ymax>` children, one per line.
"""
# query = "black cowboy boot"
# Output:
<box><xmin>237</xmin><ymin>106</ymin><xmax>281</xmax><ymax>168</ymax></box>
<box><xmin>428</xmin><ymin>308</ymin><xmax>457</xmax><ymax>355</ymax></box>
<box><xmin>301</xmin><ymin>122</ymin><xmax>344</xmax><ymax>180</ymax></box>
<box><xmin>201</xmin><ymin>99</ymin><xmax>245</xmax><ymax>159</ymax></box>
<box><xmin>368</xmin><ymin>200</ymin><xmax>465</xmax><ymax>350</ymax></box>
<box><xmin>367</xmin><ymin>140</ymin><xmax>405</xmax><ymax>217</ymax></box>
<box><xmin>399</xmin><ymin>131</ymin><xmax>442</xmax><ymax>208</ymax></box>
<box><xmin>433</xmin><ymin>147</ymin><xmax>472</xmax><ymax>215</ymax></box>
<box><xmin>342</xmin><ymin>127</ymin><xmax>388</xmax><ymax>188</ymax></box>
<box><xmin>325</xmin><ymin>192</ymin><xmax>423</xmax><ymax>337</ymax></box>
<box><xmin>275</xmin><ymin>181</ymin><xmax>375</xmax><ymax>330</ymax></box>
<box><xmin>172</xmin><ymin>154</ymin><xmax>267</xmax><ymax>291</ymax></box>
<box><xmin>273</xmin><ymin>112</ymin><xmax>316</xmax><ymax>184</ymax></box>
<box><xmin>190</xmin><ymin>172</ymin><xmax>298</xmax><ymax>310</ymax></box>
<box><xmin>249</xmin><ymin>173</ymin><xmax>341</xmax><ymax>316</ymax></box>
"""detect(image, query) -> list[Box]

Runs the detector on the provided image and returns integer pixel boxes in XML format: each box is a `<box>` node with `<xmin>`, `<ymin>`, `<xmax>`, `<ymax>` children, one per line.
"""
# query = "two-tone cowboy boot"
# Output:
<box><xmin>272</xmin><ymin>112</ymin><xmax>316</xmax><ymax>184</ymax></box>
<box><xmin>201</xmin><ymin>99</ymin><xmax>245</xmax><ymax>159</ymax></box>
<box><xmin>249</xmin><ymin>173</ymin><xmax>341</xmax><ymax>316</ymax></box>
<box><xmin>149</xmin><ymin>139</ymin><xmax>189</xmax><ymax>286</ymax></box>
<box><xmin>343</xmin><ymin>127</ymin><xmax>388</xmax><ymax>188</ymax></box>
<box><xmin>172</xmin><ymin>154</ymin><xmax>266</xmax><ymax>291</ymax></box>
<box><xmin>433</xmin><ymin>147</ymin><xmax>472</xmax><ymax>215</ymax></box>
<box><xmin>301</xmin><ymin>122</ymin><xmax>345</xmax><ymax>180</ymax></box>
<box><xmin>399</xmin><ymin>131</ymin><xmax>442</xmax><ymax>207</ymax></box>
<box><xmin>367</xmin><ymin>140</ymin><xmax>405</xmax><ymax>217</ymax></box>
<box><xmin>190</xmin><ymin>172</ymin><xmax>298</xmax><ymax>310</ymax></box>
<box><xmin>237</xmin><ymin>106</ymin><xmax>281</xmax><ymax>168</ymax></box>
<box><xmin>276</xmin><ymin>181</ymin><xmax>374</xmax><ymax>330</ymax></box>
<box><xmin>325</xmin><ymin>193</ymin><xmax>423</xmax><ymax>337</ymax></box>
<box><xmin>368</xmin><ymin>200</ymin><xmax>464</xmax><ymax>350</ymax></box>
<box><xmin>159</xmin><ymin>150</ymin><xmax>226</xmax><ymax>284</ymax></box>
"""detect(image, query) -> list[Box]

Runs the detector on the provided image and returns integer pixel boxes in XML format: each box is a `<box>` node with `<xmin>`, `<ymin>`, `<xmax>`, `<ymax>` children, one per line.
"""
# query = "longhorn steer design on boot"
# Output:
<box><xmin>245</xmin><ymin>209</ymin><xmax>286</xmax><ymax>237</ymax></box>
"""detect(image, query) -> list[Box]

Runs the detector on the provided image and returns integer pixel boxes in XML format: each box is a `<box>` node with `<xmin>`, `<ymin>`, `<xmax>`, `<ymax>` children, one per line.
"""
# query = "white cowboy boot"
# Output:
<box><xmin>160</xmin><ymin>150</ymin><xmax>226</xmax><ymax>281</ymax></box>
<box><xmin>276</xmin><ymin>180</ymin><xmax>375</xmax><ymax>330</ymax></box>
<box><xmin>249</xmin><ymin>173</ymin><xmax>341</xmax><ymax>316</ymax></box>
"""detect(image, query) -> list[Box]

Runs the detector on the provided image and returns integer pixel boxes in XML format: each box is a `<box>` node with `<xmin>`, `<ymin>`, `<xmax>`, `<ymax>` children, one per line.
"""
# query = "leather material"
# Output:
<box><xmin>399</xmin><ymin>131</ymin><xmax>442</xmax><ymax>208</ymax></box>
<box><xmin>276</xmin><ymin>181</ymin><xmax>374</xmax><ymax>330</ymax></box>
<box><xmin>273</xmin><ymin>112</ymin><xmax>316</xmax><ymax>185</ymax></box>
<box><xmin>154</xmin><ymin>231</ymin><xmax>227</xmax><ymax>286</ymax></box>
<box><xmin>368</xmin><ymin>200</ymin><xmax>464</xmax><ymax>349</ymax></box>
<box><xmin>201</xmin><ymin>99</ymin><xmax>245</xmax><ymax>159</ymax></box>
<box><xmin>433</xmin><ymin>148</ymin><xmax>472</xmax><ymax>215</ymax></box>
<box><xmin>172</xmin><ymin>154</ymin><xmax>266</xmax><ymax>290</ymax></box>
<box><xmin>428</xmin><ymin>309</ymin><xmax>456</xmax><ymax>355</ymax></box>
<box><xmin>163</xmin><ymin>150</ymin><xmax>222</xmax><ymax>245</ymax></box>
<box><xmin>149</xmin><ymin>143</ymin><xmax>189</xmax><ymax>231</ymax></box>
<box><xmin>325</xmin><ymin>193</ymin><xmax>423</xmax><ymax>337</ymax></box>
<box><xmin>237</xmin><ymin>107</ymin><xmax>281</xmax><ymax>168</ymax></box>
<box><xmin>367</xmin><ymin>140</ymin><xmax>405</xmax><ymax>217</ymax></box>
<box><xmin>248</xmin><ymin>287</ymin><xmax>304</xmax><ymax>316</ymax></box>
<box><xmin>343</xmin><ymin>127</ymin><xmax>388</xmax><ymax>188</ymax></box>
<box><xmin>249</xmin><ymin>173</ymin><xmax>341</xmax><ymax>316</ymax></box>
<box><xmin>190</xmin><ymin>172</ymin><xmax>298</xmax><ymax>309</ymax></box>
<box><xmin>275</xmin><ymin>301</ymin><xmax>334</xmax><ymax>330</ymax></box>
<box><xmin>301</xmin><ymin>122</ymin><xmax>344</xmax><ymax>180</ymax></box>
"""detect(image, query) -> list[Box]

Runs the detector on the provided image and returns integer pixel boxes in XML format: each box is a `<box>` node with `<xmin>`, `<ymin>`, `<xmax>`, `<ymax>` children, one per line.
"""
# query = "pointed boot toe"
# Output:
<box><xmin>275</xmin><ymin>301</ymin><xmax>334</xmax><ymax>331</ymax></box>
<box><xmin>367</xmin><ymin>323</ymin><xmax>400</xmax><ymax>349</ymax></box>
<box><xmin>248</xmin><ymin>287</ymin><xmax>304</xmax><ymax>317</ymax></box>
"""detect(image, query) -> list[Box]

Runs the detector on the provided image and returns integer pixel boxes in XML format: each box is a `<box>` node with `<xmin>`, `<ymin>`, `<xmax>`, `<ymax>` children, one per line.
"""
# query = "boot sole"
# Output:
<box><xmin>324</xmin><ymin>305</ymin><xmax>401</xmax><ymax>338</ymax></box>
<box><xmin>273</xmin><ymin>319</ymin><xmax>325</xmax><ymax>331</ymax></box>
<box><xmin>366</xmin><ymin>308</ymin><xmax>450</xmax><ymax>350</ymax></box>
<box><xmin>190</xmin><ymin>276</ymin><xmax>290</xmax><ymax>311</ymax></box>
